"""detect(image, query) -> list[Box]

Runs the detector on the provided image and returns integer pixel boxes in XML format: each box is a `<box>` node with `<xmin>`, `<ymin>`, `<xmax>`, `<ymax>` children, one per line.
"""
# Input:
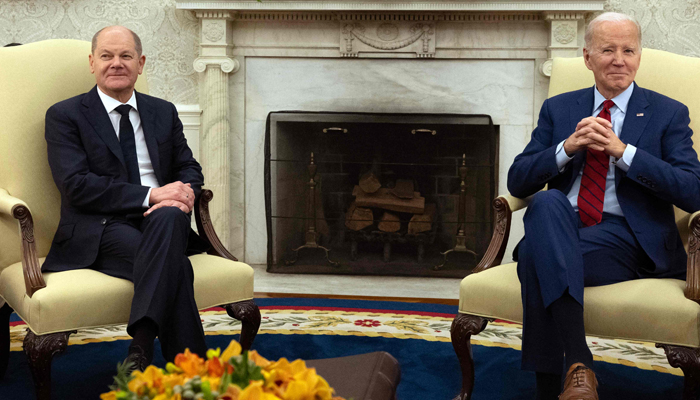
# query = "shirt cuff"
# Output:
<box><xmin>143</xmin><ymin>187</ymin><xmax>153</xmax><ymax>209</ymax></box>
<box><xmin>555</xmin><ymin>140</ymin><xmax>574</xmax><ymax>172</ymax></box>
<box><xmin>614</xmin><ymin>144</ymin><xmax>636</xmax><ymax>172</ymax></box>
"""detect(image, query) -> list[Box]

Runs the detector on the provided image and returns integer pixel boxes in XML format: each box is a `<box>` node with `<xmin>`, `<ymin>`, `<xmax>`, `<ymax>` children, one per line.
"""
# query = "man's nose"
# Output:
<box><xmin>612</xmin><ymin>51</ymin><xmax>625</xmax><ymax>65</ymax></box>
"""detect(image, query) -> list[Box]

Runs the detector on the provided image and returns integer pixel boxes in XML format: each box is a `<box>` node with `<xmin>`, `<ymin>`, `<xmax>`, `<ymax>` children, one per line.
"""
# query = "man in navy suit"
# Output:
<box><xmin>508</xmin><ymin>12</ymin><xmax>700</xmax><ymax>400</ymax></box>
<box><xmin>42</xmin><ymin>26</ymin><xmax>208</xmax><ymax>371</ymax></box>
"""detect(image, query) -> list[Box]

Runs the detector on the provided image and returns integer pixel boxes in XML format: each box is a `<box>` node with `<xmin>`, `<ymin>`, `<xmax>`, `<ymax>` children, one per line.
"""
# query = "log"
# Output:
<box><xmin>390</xmin><ymin>179</ymin><xmax>414</xmax><ymax>199</ymax></box>
<box><xmin>344</xmin><ymin>202</ymin><xmax>374</xmax><ymax>231</ymax></box>
<box><xmin>408</xmin><ymin>203</ymin><xmax>436</xmax><ymax>234</ymax></box>
<box><xmin>353</xmin><ymin>186</ymin><xmax>425</xmax><ymax>214</ymax></box>
<box><xmin>378</xmin><ymin>212</ymin><xmax>401</xmax><ymax>232</ymax></box>
<box><xmin>358</xmin><ymin>171</ymin><xmax>381</xmax><ymax>194</ymax></box>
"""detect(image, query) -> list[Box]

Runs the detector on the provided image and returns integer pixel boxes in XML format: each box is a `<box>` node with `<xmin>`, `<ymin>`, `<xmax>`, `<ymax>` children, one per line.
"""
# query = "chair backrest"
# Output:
<box><xmin>0</xmin><ymin>39</ymin><xmax>148</xmax><ymax>271</ymax></box>
<box><xmin>548</xmin><ymin>49</ymin><xmax>700</xmax><ymax>249</ymax></box>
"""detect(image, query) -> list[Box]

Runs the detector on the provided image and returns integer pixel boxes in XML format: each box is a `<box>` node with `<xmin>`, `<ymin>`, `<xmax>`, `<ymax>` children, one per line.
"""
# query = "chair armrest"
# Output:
<box><xmin>194</xmin><ymin>189</ymin><xmax>238</xmax><ymax>261</ymax></box>
<box><xmin>0</xmin><ymin>188</ymin><xmax>46</xmax><ymax>297</ymax></box>
<box><xmin>472</xmin><ymin>194</ymin><xmax>533</xmax><ymax>274</ymax></box>
<box><xmin>685</xmin><ymin>210</ymin><xmax>700</xmax><ymax>303</ymax></box>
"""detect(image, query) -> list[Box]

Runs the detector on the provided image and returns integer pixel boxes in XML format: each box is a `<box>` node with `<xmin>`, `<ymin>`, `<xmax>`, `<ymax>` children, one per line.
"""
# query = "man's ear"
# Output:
<box><xmin>88</xmin><ymin>53</ymin><xmax>95</xmax><ymax>74</ymax></box>
<box><xmin>583</xmin><ymin>48</ymin><xmax>593</xmax><ymax>71</ymax></box>
<box><xmin>138</xmin><ymin>55</ymin><xmax>145</xmax><ymax>75</ymax></box>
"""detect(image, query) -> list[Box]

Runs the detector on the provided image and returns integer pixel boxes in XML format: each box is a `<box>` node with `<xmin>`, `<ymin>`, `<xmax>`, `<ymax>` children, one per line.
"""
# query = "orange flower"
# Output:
<box><xmin>206</xmin><ymin>356</ymin><xmax>225</xmax><ymax>377</ymax></box>
<box><xmin>128</xmin><ymin>365</ymin><xmax>165</xmax><ymax>395</ymax></box>
<box><xmin>174</xmin><ymin>348</ymin><xmax>206</xmax><ymax>378</ymax></box>
<box><xmin>249</xmin><ymin>350</ymin><xmax>271</xmax><ymax>368</ymax></box>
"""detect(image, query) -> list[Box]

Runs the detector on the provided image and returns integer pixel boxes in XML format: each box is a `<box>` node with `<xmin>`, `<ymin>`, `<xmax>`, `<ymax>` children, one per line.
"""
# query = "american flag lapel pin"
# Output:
<box><xmin>637</xmin><ymin>113</ymin><xmax>644</xmax><ymax>117</ymax></box>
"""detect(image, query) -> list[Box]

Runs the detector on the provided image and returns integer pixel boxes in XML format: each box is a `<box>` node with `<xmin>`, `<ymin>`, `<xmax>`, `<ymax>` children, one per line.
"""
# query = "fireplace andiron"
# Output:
<box><xmin>434</xmin><ymin>154</ymin><xmax>477</xmax><ymax>270</ymax></box>
<box><xmin>285</xmin><ymin>152</ymin><xmax>339</xmax><ymax>267</ymax></box>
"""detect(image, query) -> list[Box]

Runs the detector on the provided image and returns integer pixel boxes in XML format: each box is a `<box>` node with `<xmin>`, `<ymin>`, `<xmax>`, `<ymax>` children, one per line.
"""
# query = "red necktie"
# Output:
<box><xmin>577</xmin><ymin>99</ymin><xmax>615</xmax><ymax>227</ymax></box>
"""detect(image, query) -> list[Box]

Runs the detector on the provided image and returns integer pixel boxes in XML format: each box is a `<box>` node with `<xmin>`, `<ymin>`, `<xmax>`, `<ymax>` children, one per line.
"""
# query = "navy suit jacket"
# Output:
<box><xmin>43</xmin><ymin>86</ymin><xmax>204</xmax><ymax>272</ymax></box>
<box><xmin>508</xmin><ymin>84</ymin><xmax>700</xmax><ymax>275</ymax></box>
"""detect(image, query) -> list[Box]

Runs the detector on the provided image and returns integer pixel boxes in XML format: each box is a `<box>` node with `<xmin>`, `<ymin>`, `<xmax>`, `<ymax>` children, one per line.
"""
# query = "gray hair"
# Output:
<box><xmin>584</xmin><ymin>12</ymin><xmax>642</xmax><ymax>50</ymax></box>
<box><xmin>91</xmin><ymin>26</ymin><xmax>143</xmax><ymax>56</ymax></box>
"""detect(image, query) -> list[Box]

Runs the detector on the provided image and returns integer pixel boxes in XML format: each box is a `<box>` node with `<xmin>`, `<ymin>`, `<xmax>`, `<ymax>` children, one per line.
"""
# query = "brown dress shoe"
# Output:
<box><xmin>559</xmin><ymin>363</ymin><xmax>598</xmax><ymax>400</ymax></box>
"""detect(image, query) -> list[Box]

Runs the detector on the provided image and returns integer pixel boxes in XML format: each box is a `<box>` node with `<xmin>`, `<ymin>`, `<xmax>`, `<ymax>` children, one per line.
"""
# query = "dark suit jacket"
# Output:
<box><xmin>43</xmin><ymin>86</ymin><xmax>204</xmax><ymax>272</ymax></box>
<box><xmin>508</xmin><ymin>84</ymin><xmax>700</xmax><ymax>275</ymax></box>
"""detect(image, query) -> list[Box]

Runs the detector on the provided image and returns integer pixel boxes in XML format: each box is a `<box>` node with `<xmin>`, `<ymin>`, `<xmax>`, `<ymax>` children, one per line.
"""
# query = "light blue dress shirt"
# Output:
<box><xmin>554</xmin><ymin>83</ymin><xmax>638</xmax><ymax>217</ymax></box>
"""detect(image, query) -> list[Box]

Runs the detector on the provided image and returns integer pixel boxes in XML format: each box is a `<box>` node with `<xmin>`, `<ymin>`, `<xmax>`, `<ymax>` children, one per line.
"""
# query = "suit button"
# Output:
<box><xmin>101</xmin><ymin>218</ymin><xmax>107</xmax><ymax>225</ymax></box>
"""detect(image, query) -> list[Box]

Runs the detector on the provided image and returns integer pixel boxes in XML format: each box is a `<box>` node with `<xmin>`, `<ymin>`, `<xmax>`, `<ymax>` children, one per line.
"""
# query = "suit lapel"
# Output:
<box><xmin>135</xmin><ymin>92</ymin><xmax>163</xmax><ymax>184</ymax></box>
<box><xmin>616</xmin><ymin>84</ymin><xmax>651</xmax><ymax>187</ymax></box>
<box><xmin>619</xmin><ymin>84</ymin><xmax>651</xmax><ymax>147</ymax></box>
<box><xmin>569</xmin><ymin>87</ymin><xmax>596</xmax><ymax>179</ymax></box>
<box><xmin>81</xmin><ymin>86</ymin><xmax>126</xmax><ymax>168</ymax></box>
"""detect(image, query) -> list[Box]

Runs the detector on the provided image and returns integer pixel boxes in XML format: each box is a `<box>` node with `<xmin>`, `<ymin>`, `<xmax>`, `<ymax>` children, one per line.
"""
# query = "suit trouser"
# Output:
<box><xmin>515</xmin><ymin>190</ymin><xmax>661</xmax><ymax>374</ymax></box>
<box><xmin>91</xmin><ymin>207</ymin><xmax>207</xmax><ymax>361</ymax></box>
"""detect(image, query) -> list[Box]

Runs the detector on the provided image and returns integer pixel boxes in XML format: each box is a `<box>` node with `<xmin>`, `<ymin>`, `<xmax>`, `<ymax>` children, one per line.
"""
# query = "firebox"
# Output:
<box><xmin>265</xmin><ymin>112</ymin><xmax>498</xmax><ymax>278</ymax></box>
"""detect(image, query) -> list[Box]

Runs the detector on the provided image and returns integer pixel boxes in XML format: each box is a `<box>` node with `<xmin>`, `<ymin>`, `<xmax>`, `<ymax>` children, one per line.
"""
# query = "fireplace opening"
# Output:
<box><xmin>265</xmin><ymin>112</ymin><xmax>498</xmax><ymax>278</ymax></box>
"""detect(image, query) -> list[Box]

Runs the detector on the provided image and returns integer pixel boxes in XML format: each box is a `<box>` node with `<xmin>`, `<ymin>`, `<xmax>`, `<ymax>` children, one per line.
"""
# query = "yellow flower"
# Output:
<box><xmin>240</xmin><ymin>380</ymin><xmax>282</xmax><ymax>400</ymax></box>
<box><xmin>220</xmin><ymin>340</ymin><xmax>242</xmax><ymax>362</ymax></box>
<box><xmin>99</xmin><ymin>391</ymin><xmax>117</xmax><ymax>400</ymax></box>
<box><xmin>128</xmin><ymin>365</ymin><xmax>165</xmax><ymax>394</ymax></box>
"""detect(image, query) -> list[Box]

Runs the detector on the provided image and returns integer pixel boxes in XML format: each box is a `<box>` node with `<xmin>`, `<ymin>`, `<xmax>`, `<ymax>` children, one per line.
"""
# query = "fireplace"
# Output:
<box><xmin>175</xmin><ymin>0</ymin><xmax>604</xmax><ymax>267</ymax></box>
<box><xmin>265</xmin><ymin>112</ymin><xmax>498</xmax><ymax>278</ymax></box>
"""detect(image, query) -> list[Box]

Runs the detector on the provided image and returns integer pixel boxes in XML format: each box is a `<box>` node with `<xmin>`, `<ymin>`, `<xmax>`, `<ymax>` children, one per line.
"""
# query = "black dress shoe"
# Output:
<box><xmin>124</xmin><ymin>344</ymin><xmax>152</xmax><ymax>375</ymax></box>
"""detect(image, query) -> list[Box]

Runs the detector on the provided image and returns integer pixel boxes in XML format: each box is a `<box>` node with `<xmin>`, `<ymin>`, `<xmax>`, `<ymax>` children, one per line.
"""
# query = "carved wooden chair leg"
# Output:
<box><xmin>23</xmin><ymin>330</ymin><xmax>74</xmax><ymax>400</ymax></box>
<box><xmin>451</xmin><ymin>313</ymin><xmax>489</xmax><ymax>400</ymax></box>
<box><xmin>0</xmin><ymin>303</ymin><xmax>13</xmax><ymax>380</ymax></box>
<box><xmin>657</xmin><ymin>344</ymin><xmax>700</xmax><ymax>400</ymax></box>
<box><xmin>223</xmin><ymin>300</ymin><xmax>261</xmax><ymax>352</ymax></box>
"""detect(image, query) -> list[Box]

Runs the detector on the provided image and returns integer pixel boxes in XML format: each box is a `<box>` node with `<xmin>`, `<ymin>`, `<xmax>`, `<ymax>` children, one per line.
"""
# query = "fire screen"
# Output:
<box><xmin>265</xmin><ymin>112</ymin><xmax>498</xmax><ymax>278</ymax></box>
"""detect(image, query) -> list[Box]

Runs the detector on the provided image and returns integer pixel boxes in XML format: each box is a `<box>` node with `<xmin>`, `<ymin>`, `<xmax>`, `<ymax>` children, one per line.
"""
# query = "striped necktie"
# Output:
<box><xmin>577</xmin><ymin>99</ymin><xmax>615</xmax><ymax>227</ymax></box>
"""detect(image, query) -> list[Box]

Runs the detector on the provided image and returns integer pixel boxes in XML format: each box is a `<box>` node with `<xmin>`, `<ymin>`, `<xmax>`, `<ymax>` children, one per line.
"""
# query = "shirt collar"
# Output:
<box><xmin>96</xmin><ymin>86</ymin><xmax>138</xmax><ymax>114</ymax></box>
<box><xmin>593</xmin><ymin>82</ymin><xmax>634</xmax><ymax>114</ymax></box>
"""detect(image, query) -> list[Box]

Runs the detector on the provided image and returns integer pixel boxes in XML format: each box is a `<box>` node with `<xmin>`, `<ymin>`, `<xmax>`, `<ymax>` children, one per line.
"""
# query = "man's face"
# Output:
<box><xmin>89</xmin><ymin>27</ymin><xmax>145</xmax><ymax>101</ymax></box>
<box><xmin>583</xmin><ymin>20</ymin><xmax>641</xmax><ymax>99</ymax></box>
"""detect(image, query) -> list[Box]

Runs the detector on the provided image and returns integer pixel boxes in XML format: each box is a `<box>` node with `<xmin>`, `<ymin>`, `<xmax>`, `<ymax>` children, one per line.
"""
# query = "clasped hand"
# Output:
<box><xmin>563</xmin><ymin>116</ymin><xmax>626</xmax><ymax>159</ymax></box>
<box><xmin>144</xmin><ymin>181</ymin><xmax>194</xmax><ymax>217</ymax></box>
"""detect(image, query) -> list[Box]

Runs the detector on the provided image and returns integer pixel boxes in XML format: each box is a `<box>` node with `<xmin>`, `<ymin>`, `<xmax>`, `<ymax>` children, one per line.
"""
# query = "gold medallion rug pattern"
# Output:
<box><xmin>8</xmin><ymin>306</ymin><xmax>679</xmax><ymax>376</ymax></box>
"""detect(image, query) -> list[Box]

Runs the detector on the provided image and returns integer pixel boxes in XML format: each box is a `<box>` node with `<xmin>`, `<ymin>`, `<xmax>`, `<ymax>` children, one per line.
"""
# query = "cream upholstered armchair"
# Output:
<box><xmin>0</xmin><ymin>40</ymin><xmax>260</xmax><ymax>400</ymax></box>
<box><xmin>451</xmin><ymin>48</ymin><xmax>700</xmax><ymax>400</ymax></box>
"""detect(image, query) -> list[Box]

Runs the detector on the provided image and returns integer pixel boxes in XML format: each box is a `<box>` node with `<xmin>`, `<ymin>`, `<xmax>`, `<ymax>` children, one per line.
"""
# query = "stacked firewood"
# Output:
<box><xmin>344</xmin><ymin>172</ymin><xmax>436</xmax><ymax>234</ymax></box>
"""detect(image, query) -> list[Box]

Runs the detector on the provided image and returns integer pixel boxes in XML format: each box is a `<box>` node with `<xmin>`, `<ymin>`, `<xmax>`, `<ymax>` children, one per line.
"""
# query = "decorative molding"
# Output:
<box><xmin>176</xmin><ymin>1</ymin><xmax>606</xmax><ymax>12</ymax></box>
<box><xmin>203</xmin><ymin>20</ymin><xmax>225</xmax><ymax>42</ymax></box>
<box><xmin>544</xmin><ymin>12</ymin><xmax>587</xmax><ymax>20</ymax></box>
<box><xmin>233</xmin><ymin>12</ymin><xmax>545</xmax><ymax>22</ymax></box>
<box><xmin>340</xmin><ymin>20</ymin><xmax>435</xmax><ymax>57</ymax></box>
<box><xmin>194</xmin><ymin>10</ymin><xmax>235</xmax><ymax>19</ymax></box>
<box><xmin>540</xmin><ymin>59</ymin><xmax>553</xmax><ymax>77</ymax></box>
<box><xmin>193</xmin><ymin>56</ymin><xmax>239</xmax><ymax>73</ymax></box>
<box><xmin>553</xmin><ymin>23</ymin><xmax>576</xmax><ymax>44</ymax></box>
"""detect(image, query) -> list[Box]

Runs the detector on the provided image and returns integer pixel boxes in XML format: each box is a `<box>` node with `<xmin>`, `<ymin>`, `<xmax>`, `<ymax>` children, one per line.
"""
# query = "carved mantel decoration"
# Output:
<box><xmin>175</xmin><ymin>0</ymin><xmax>604</xmax><ymax>263</ymax></box>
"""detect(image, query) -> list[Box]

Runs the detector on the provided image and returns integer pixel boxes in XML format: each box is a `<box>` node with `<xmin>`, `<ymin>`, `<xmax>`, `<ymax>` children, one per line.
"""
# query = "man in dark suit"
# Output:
<box><xmin>42</xmin><ymin>26</ymin><xmax>208</xmax><ymax>371</ymax></box>
<box><xmin>508</xmin><ymin>12</ymin><xmax>700</xmax><ymax>400</ymax></box>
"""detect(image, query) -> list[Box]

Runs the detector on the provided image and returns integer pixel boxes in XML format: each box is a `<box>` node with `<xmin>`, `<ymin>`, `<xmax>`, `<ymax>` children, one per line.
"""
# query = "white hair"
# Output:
<box><xmin>584</xmin><ymin>12</ymin><xmax>642</xmax><ymax>50</ymax></box>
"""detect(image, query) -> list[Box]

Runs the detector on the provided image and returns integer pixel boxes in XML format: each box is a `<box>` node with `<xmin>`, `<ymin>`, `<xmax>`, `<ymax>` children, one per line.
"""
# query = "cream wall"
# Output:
<box><xmin>2</xmin><ymin>0</ymin><xmax>699</xmax><ymax>104</ymax></box>
<box><xmin>0</xmin><ymin>0</ymin><xmax>200</xmax><ymax>105</ymax></box>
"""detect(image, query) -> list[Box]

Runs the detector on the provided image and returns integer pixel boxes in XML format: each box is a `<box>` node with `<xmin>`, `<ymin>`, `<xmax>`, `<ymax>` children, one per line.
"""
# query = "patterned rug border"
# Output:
<box><xmin>9</xmin><ymin>307</ymin><xmax>680</xmax><ymax>377</ymax></box>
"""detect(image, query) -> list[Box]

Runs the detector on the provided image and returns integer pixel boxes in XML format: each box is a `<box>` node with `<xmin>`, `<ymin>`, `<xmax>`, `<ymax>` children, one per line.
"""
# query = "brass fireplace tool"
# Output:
<box><xmin>435</xmin><ymin>154</ymin><xmax>477</xmax><ymax>270</ymax></box>
<box><xmin>285</xmin><ymin>152</ymin><xmax>339</xmax><ymax>267</ymax></box>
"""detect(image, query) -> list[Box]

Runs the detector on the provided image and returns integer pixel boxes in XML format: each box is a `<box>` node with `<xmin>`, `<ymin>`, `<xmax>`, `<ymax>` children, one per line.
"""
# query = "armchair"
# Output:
<box><xmin>0</xmin><ymin>40</ymin><xmax>260</xmax><ymax>400</ymax></box>
<box><xmin>451</xmin><ymin>48</ymin><xmax>700</xmax><ymax>399</ymax></box>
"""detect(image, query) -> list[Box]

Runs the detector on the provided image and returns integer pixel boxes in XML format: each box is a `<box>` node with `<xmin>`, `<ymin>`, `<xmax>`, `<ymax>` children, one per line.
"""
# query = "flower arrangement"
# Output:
<box><xmin>101</xmin><ymin>340</ymin><xmax>346</xmax><ymax>400</ymax></box>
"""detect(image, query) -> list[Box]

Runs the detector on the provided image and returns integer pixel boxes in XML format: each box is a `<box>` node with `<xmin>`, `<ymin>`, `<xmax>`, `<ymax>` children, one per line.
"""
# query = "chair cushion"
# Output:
<box><xmin>0</xmin><ymin>255</ymin><xmax>254</xmax><ymax>335</ymax></box>
<box><xmin>459</xmin><ymin>263</ymin><xmax>700</xmax><ymax>347</ymax></box>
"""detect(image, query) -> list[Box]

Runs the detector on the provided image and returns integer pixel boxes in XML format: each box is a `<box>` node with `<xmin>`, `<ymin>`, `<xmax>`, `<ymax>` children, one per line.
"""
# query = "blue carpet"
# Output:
<box><xmin>0</xmin><ymin>298</ymin><xmax>685</xmax><ymax>399</ymax></box>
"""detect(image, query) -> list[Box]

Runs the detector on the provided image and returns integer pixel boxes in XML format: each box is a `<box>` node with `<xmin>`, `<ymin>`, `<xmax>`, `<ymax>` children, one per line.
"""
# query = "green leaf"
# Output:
<box><xmin>228</xmin><ymin>351</ymin><xmax>265</xmax><ymax>389</ymax></box>
<box><xmin>109</xmin><ymin>360</ymin><xmax>135</xmax><ymax>392</ymax></box>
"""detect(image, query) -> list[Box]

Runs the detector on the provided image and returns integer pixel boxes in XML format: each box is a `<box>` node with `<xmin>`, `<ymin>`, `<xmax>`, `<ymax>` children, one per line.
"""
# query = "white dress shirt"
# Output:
<box><xmin>554</xmin><ymin>83</ymin><xmax>638</xmax><ymax>217</ymax></box>
<box><xmin>96</xmin><ymin>87</ymin><xmax>160</xmax><ymax>208</ymax></box>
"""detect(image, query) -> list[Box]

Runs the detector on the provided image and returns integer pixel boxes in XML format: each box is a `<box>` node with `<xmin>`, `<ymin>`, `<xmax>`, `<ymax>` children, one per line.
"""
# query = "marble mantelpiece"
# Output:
<box><xmin>176</xmin><ymin>0</ymin><xmax>604</xmax><ymax>265</ymax></box>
